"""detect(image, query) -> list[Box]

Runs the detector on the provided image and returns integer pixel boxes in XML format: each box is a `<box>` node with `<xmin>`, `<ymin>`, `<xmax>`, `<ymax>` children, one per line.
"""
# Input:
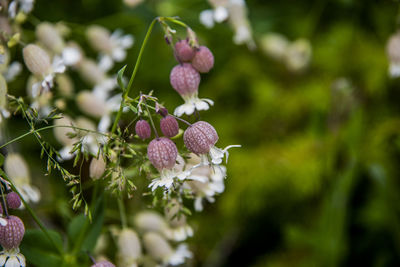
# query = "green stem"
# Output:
<box><xmin>111</xmin><ymin>17</ymin><xmax>159</xmax><ymax>134</ymax></box>
<box><xmin>0</xmin><ymin>170</ymin><xmax>64</xmax><ymax>255</ymax></box>
<box><xmin>0</xmin><ymin>125</ymin><xmax>108</xmax><ymax>149</ymax></box>
<box><xmin>144</xmin><ymin>99</ymin><xmax>159</xmax><ymax>138</ymax></box>
<box><xmin>117</xmin><ymin>197</ymin><xmax>127</xmax><ymax>228</ymax></box>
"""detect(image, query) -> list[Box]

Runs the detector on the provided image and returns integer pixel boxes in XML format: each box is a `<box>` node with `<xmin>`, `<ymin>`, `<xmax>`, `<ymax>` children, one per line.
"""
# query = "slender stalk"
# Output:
<box><xmin>0</xmin><ymin>170</ymin><xmax>64</xmax><ymax>255</ymax></box>
<box><xmin>111</xmin><ymin>17</ymin><xmax>159</xmax><ymax>134</ymax></box>
<box><xmin>144</xmin><ymin>99</ymin><xmax>159</xmax><ymax>138</ymax></box>
<box><xmin>0</xmin><ymin>124</ymin><xmax>108</xmax><ymax>149</ymax></box>
<box><xmin>0</xmin><ymin>184</ymin><xmax>8</xmax><ymax>218</ymax></box>
<box><xmin>117</xmin><ymin>197</ymin><xmax>127</xmax><ymax>228</ymax></box>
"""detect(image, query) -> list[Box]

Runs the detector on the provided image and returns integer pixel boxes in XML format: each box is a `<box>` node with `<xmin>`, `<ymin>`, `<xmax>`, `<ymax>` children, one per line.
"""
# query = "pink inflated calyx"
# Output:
<box><xmin>175</xmin><ymin>39</ymin><xmax>196</xmax><ymax>62</ymax></box>
<box><xmin>91</xmin><ymin>260</ymin><xmax>116</xmax><ymax>267</ymax></box>
<box><xmin>184</xmin><ymin>121</ymin><xmax>219</xmax><ymax>154</ymax></box>
<box><xmin>135</xmin><ymin>119</ymin><xmax>151</xmax><ymax>140</ymax></box>
<box><xmin>0</xmin><ymin>215</ymin><xmax>25</xmax><ymax>249</ymax></box>
<box><xmin>160</xmin><ymin>115</ymin><xmax>179</xmax><ymax>138</ymax></box>
<box><xmin>6</xmin><ymin>192</ymin><xmax>21</xmax><ymax>209</ymax></box>
<box><xmin>170</xmin><ymin>63</ymin><xmax>200</xmax><ymax>96</ymax></box>
<box><xmin>147</xmin><ymin>137</ymin><xmax>178</xmax><ymax>171</ymax></box>
<box><xmin>192</xmin><ymin>46</ymin><xmax>214</xmax><ymax>73</ymax></box>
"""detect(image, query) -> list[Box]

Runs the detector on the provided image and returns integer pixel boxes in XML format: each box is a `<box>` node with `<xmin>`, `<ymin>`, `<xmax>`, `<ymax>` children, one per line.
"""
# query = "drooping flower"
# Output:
<box><xmin>183</xmin><ymin>154</ymin><xmax>227</xmax><ymax>211</ymax></box>
<box><xmin>22</xmin><ymin>44</ymin><xmax>65</xmax><ymax>97</ymax></box>
<box><xmin>116</xmin><ymin>228</ymin><xmax>142</xmax><ymax>267</ymax></box>
<box><xmin>134</xmin><ymin>210</ymin><xmax>169</xmax><ymax>235</ymax></box>
<box><xmin>183</xmin><ymin>121</ymin><xmax>240</xmax><ymax>165</ymax></box>
<box><xmin>86</xmin><ymin>25</ymin><xmax>134</xmax><ymax>71</ymax></box>
<box><xmin>164</xmin><ymin>199</ymin><xmax>193</xmax><ymax>242</ymax></box>
<box><xmin>89</xmin><ymin>155</ymin><xmax>107</xmax><ymax>180</ymax></box>
<box><xmin>0</xmin><ymin>216</ymin><xmax>24</xmax><ymax>250</ymax></box>
<box><xmin>4</xmin><ymin>153</ymin><xmax>40</xmax><ymax>203</ymax></box>
<box><xmin>170</xmin><ymin>63</ymin><xmax>213</xmax><ymax>116</ymax></box>
<box><xmin>143</xmin><ymin>232</ymin><xmax>192</xmax><ymax>266</ymax></box>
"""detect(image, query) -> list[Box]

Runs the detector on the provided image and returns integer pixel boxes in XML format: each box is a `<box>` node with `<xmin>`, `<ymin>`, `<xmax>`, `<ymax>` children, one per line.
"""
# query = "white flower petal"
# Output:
<box><xmin>199</xmin><ymin>9</ymin><xmax>215</xmax><ymax>29</ymax></box>
<box><xmin>214</xmin><ymin>6</ymin><xmax>228</xmax><ymax>22</ymax></box>
<box><xmin>62</xmin><ymin>47</ymin><xmax>82</xmax><ymax>66</ymax></box>
<box><xmin>98</xmin><ymin>115</ymin><xmax>111</xmax><ymax>133</ymax></box>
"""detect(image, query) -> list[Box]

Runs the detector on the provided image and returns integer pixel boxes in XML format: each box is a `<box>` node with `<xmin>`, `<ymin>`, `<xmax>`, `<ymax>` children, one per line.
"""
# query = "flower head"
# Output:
<box><xmin>6</xmin><ymin>192</ymin><xmax>21</xmax><ymax>210</ymax></box>
<box><xmin>175</xmin><ymin>40</ymin><xmax>196</xmax><ymax>62</ymax></box>
<box><xmin>160</xmin><ymin>115</ymin><xmax>179</xmax><ymax>138</ymax></box>
<box><xmin>117</xmin><ymin>228</ymin><xmax>142</xmax><ymax>267</ymax></box>
<box><xmin>91</xmin><ymin>260</ymin><xmax>115</xmax><ymax>267</ymax></box>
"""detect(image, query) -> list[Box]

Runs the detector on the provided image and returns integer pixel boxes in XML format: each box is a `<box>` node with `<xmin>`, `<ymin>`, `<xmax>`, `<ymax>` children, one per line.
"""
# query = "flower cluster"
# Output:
<box><xmin>0</xmin><ymin>2</ymin><xmax>239</xmax><ymax>264</ymax></box>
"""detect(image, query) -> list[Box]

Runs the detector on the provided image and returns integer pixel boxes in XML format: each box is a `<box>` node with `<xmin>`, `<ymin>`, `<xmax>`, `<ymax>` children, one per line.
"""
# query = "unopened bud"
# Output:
<box><xmin>184</xmin><ymin>121</ymin><xmax>218</xmax><ymax>154</ymax></box>
<box><xmin>135</xmin><ymin>119</ymin><xmax>151</xmax><ymax>140</ymax></box>
<box><xmin>147</xmin><ymin>137</ymin><xmax>178</xmax><ymax>170</ymax></box>
<box><xmin>170</xmin><ymin>63</ymin><xmax>200</xmax><ymax>96</ymax></box>
<box><xmin>22</xmin><ymin>44</ymin><xmax>52</xmax><ymax>77</ymax></box>
<box><xmin>90</xmin><ymin>155</ymin><xmax>106</xmax><ymax>180</ymax></box>
<box><xmin>175</xmin><ymin>40</ymin><xmax>195</xmax><ymax>62</ymax></box>
<box><xmin>77</xmin><ymin>91</ymin><xmax>107</xmax><ymax>118</ymax></box>
<box><xmin>134</xmin><ymin>211</ymin><xmax>168</xmax><ymax>233</ymax></box>
<box><xmin>160</xmin><ymin>115</ymin><xmax>179</xmax><ymax>138</ymax></box>
<box><xmin>117</xmin><ymin>228</ymin><xmax>142</xmax><ymax>260</ymax></box>
<box><xmin>143</xmin><ymin>232</ymin><xmax>174</xmax><ymax>262</ymax></box>
<box><xmin>6</xmin><ymin>192</ymin><xmax>21</xmax><ymax>209</ymax></box>
<box><xmin>78</xmin><ymin>59</ymin><xmax>107</xmax><ymax>86</ymax></box>
<box><xmin>86</xmin><ymin>25</ymin><xmax>112</xmax><ymax>53</ymax></box>
<box><xmin>4</xmin><ymin>153</ymin><xmax>30</xmax><ymax>183</ymax></box>
<box><xmin>0</xmin><ymin>216</ymin><xmax>25</xmax><ymax>249</ymax></box>
<box><xmin>192</xmin><ymin>46</ymin><xmax>214</xmax><ymax>73</ymax></box>
<box><xmin>36</xmin><ymin>22</ymin><xmax>64</xmax><ymax>53</ymax></box>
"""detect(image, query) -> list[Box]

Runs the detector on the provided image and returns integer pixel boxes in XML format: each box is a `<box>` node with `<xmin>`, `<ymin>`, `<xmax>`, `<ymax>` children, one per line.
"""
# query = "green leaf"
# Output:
<box><xmin>20</xmin><ymin>229</ymin><xmax>64</xmax><ymax>266</ymax></box>
<box><xmin>0</xmin><ymin>153</ymin><xmax>4</xmax><ymax>167</ymax></box>
<box><xmin>117</xmin><ymin>65</ymin><xmax>127</xmax><ymax>91</ymax></box>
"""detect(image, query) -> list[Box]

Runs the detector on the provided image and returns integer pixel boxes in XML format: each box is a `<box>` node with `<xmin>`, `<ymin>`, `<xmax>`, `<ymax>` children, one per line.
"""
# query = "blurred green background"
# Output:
<box><xmin>9</xmin><ymin>0</ymin><xmax>400</xmax><ymax>266</ymax></box>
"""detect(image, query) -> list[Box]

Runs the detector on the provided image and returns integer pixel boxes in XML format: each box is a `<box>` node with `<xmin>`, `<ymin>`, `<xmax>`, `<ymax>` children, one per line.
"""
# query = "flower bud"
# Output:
<box><xmin>36</xmin><ymin>22</ymin><xmax>64</xmax><ymax>53</ymax></box>
<box><xmin>86</xmin><ymin>25</ymin><xmax>113</xmax><ymax>53</ymax></box>
<box><xmin>4</xmin><ymin>153</ymin><xmax>30</xmax><ymax>183</ymax></box>
<box><xmin>6</xmin><ymin>192</ymin><xmax>21</xmax><ymax>209</ymax></box>
<box><xmin>160</xmin><ymin>115</ymin><xmax>179</xmax><ymax>138</ymax></box>
<box><xmin>143</xmin><ymin>232</ymin><xmax>174</xmax><ymax>262</ymax></box>
<box><xmin>184</xmin><ymin>121</ymin><xmax>218</xmax><ymax>154</ymax></box>
<box><xmin>170</xmin><ymin>63</ymin><xmax>200</xmax><ymax>96</ymax></box>
<box><xmin>191</xmin><ymin>46</ymin><xmax>214</xmax><ymax>73</ymax></box>
<box><xmin>134</xmin><ymin>211</ymin><xmax>168</xmax><ymax>234</ymax></box>
<box><xmin>77</xmin><ymin>91</ymin><xmax>107</xmax><ymax>118</ymax></box>
<box><xmin>117</xmin><ymin>228</ymin><xmax>142</xmax><ymax>262</ymax></box>
<box><xmin>91</xmin><ymin>260</ymin><xmax>116</xmax><ymax>267</ymax></box>
<box><xmin>135</xmin><ymin>119</ymin><xmax>151</xmax><ymax>140</ymax></box>
<box><xmin>0</xmin><ymin>216</ymin><xmax>25</xmax><ymax>249</ymax></box>
<box><xmin>175</xmin><ymin>40</ymin><xmax>195</xmax><ymax>62</ymax></box>
<box><xmin>90</xmin><ymin>155</ymin><xmax>106</xmax><ymax>180</ymax></box>
<box><xmin>78</xmin><ymin>59</ymin><xmax>107</xmax><ymax>86</ymax></box>
<box><xmin>147</xmin><ymin>138</ymin><xmax>178</xmax><ymax>170</ymax></box>
<box><xmin>22</xmin><ymin>44</ymin><xmax>52</xmax><ymax>77</ymax></box>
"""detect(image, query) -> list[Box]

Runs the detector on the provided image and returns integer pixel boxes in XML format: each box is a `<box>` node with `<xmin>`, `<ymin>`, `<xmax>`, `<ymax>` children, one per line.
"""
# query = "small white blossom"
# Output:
<box><xmin>174</xmin><ymin>93</ymin><xmax>214</xmax><ymax>117</ymax></box>
<box><xmin>0</xmin><ymin>248</ymin><xmax>26</xmax><ymax>267</ymax></box>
